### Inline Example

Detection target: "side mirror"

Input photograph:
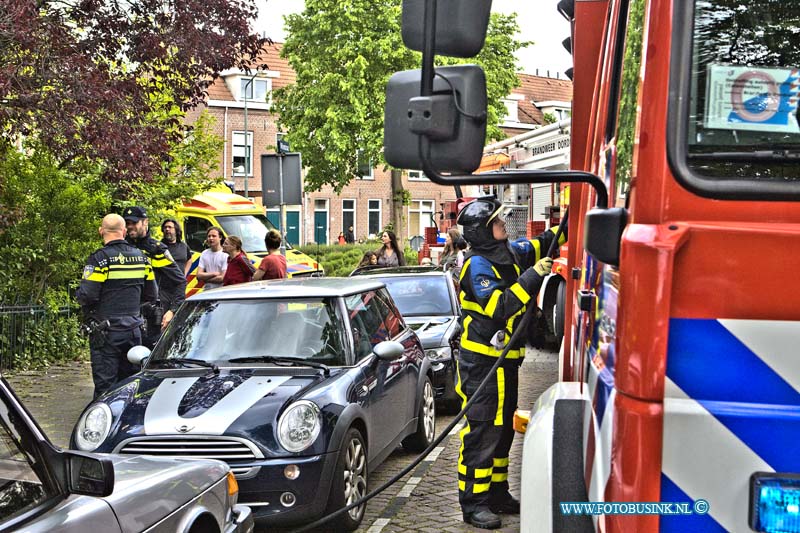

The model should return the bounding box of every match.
[584,207,628,267]
[127,345,151,366]
[373,341,405,361]
[401,0,492,58]
[385,65,487,173]
[66,451,115,497]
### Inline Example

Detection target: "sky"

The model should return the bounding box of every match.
[255,0,573,77]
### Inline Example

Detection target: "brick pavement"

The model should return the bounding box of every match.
[3,347,558,533]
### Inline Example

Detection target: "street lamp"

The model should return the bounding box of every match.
[242,74,257,199]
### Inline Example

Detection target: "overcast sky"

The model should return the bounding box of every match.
[255,0,573,77]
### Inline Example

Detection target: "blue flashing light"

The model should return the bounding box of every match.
[752,474,800,533]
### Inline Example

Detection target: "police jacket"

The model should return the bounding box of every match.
[76,239,158,325]
[128,234,186,313]
[459,227,566,360]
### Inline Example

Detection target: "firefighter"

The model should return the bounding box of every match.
[76,214,158,399]
[455,196,566,529]
[123,206,186,348]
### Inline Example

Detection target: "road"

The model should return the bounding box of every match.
[5,346,558,532]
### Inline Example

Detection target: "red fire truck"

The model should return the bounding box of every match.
[384,0,800,531]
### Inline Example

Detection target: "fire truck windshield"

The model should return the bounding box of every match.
[684,0,800,182]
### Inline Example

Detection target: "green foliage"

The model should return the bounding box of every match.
[394,189,412,206]
[543,112,558,125]
[297,243,418,277]
[1,313,88,371]
[275,1,527,192]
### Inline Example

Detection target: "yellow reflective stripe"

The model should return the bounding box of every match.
[494,367,505,425]
[484,290,502,317]
[150,257,173,268]
[491,266,500,278]
[86,272,106,282]
[492,473,509,482]
[109,264,146,269]
[473,482,491,494]
[555,226,567,245]
[459,258,472,282]
[145,264,154,281]
[458,480,466,491]
[460,335,521,359]
[494,457,509,467]
[107,270,147,280]
[532,238,542,259]
[509,282,530,305]
[460,293,486,315]
[474,466,492,478]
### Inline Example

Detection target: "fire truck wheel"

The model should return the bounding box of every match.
[553,279,566,339]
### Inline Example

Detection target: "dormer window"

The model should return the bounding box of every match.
[502,98,519,122]
[240,77,271,102]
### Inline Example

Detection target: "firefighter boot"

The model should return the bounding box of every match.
[489,495,520,514]
[463,507,502,529]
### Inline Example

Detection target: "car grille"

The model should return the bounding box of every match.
[114,436,263,478]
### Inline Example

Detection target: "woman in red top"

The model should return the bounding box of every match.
[222,235,255,286]
[253,229,288,280]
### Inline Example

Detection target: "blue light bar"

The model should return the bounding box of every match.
[751,473,800,533]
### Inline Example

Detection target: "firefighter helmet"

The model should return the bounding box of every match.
[457,196,504,245]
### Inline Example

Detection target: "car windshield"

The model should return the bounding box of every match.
[150,298,347,366]
[216,214,286,254]
[380,276,454,316]
[687,0,800,181]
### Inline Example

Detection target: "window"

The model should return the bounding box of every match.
[345,291,390,361]
[503,99,519,122]
[373,289,405,338]
[408,199,435,237]
[668,0,800,199]
[357,149,373,179]
[184,217,213,252]
[342,199,355,234]
[407,170,428,181]
[367,200,381,238]
[232,131,253,176]
[240,77,271,103]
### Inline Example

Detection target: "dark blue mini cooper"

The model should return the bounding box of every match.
[71,278,435,531]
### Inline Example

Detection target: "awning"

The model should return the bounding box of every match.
[475,153,511,174]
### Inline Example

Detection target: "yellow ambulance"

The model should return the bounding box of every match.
[175,190,322,296]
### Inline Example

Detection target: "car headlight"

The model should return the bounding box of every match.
[277,400,321,453]
[75,403,112,451]
[425,346,452,361]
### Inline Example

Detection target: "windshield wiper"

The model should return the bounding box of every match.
[228,355,330,376]
[151,358,220,374]
[689,149,800,162]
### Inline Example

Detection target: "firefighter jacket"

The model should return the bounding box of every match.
[76,239,158,323]
[128,234,186,313]
[458,228,565,360]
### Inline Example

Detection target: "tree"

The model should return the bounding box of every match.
[275,0,527,193]
[0,0,264,185]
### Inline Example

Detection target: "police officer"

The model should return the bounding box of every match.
[77,214,158,399]
[455,196,566,529]
[123,206,186,348]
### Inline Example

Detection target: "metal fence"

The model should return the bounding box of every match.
[0,304,76,365]
[504,205,530,241]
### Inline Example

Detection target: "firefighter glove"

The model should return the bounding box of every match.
[533,257,553,276]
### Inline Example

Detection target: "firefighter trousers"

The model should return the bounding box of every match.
[455,350,519,513]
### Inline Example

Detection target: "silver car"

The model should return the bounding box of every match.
[0,376,253,533]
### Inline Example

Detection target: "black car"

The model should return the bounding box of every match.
[71,278,435,531]
[352,266,462,412]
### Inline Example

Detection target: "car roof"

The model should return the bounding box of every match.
[350,265,446,277]
[190,277,386,300]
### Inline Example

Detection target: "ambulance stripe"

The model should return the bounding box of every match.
[717,319,800,394]
[667,318,800,406]
[663,378,771,532]
[659,474,726,532]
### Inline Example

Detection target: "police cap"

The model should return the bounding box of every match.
[122,206,148,222]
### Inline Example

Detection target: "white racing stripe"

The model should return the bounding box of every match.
[663,378,771,532]
[718,319,800,393]
[144,375,292,435]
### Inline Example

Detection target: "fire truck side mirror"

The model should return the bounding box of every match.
[401,0,491,58]
[384,65,487,173]
[584,207,627,267]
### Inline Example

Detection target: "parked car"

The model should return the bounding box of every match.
[351,266,462,412]
[71,278,434,531]
[0,375,252,533]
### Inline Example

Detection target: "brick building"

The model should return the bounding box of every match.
[188,42,572,246]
